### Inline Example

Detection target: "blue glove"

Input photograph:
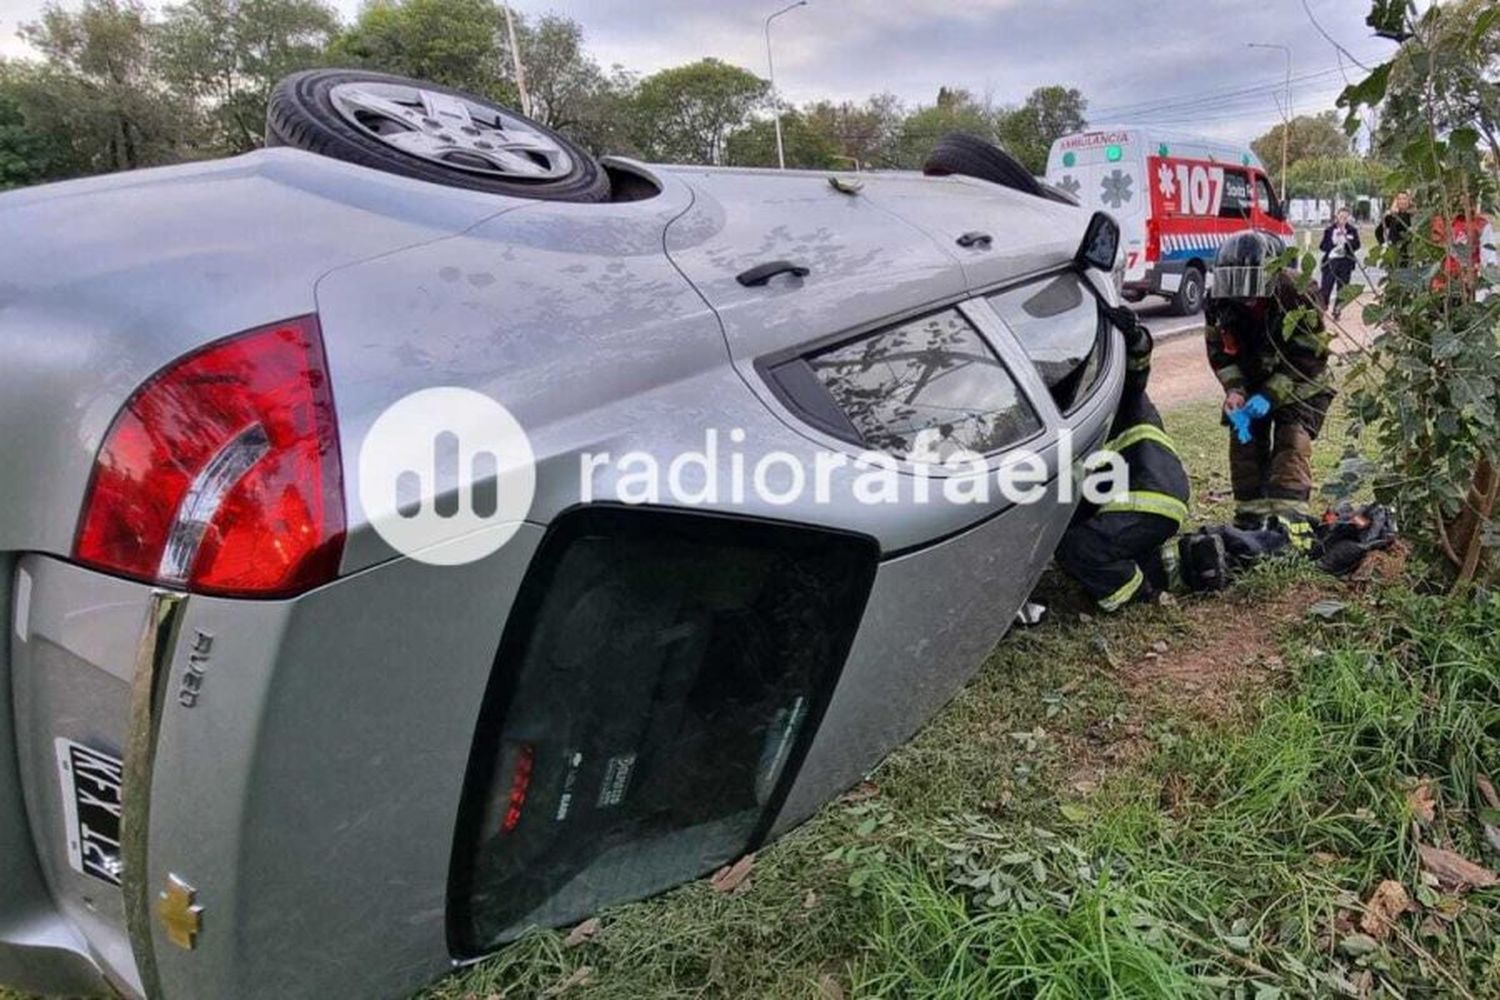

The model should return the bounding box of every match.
[1228,394,1272,444]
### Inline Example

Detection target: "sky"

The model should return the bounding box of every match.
[0,0,1397,144]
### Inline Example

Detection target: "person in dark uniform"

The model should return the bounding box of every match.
[1205,230,1334,534]
[1375,190,1413,269]
[1055,307,1191,612]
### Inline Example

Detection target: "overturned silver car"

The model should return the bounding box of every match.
[0,71,1123,998]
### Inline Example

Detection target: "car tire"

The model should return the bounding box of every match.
[1121,288,1146,303]
[923,133,1071,205]
[265,69,610,202]
[1172,266,1205,316]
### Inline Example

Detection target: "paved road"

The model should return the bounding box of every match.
[1129,297,1204,341]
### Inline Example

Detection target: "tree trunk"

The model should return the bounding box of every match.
[1449,458,1497,587]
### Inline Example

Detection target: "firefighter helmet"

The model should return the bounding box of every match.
[1213,229,1287,301]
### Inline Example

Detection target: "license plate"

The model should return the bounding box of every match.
[55,738,125,886]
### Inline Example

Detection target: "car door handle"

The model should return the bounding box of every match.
[736,260,811,287]
[956,231,993,248]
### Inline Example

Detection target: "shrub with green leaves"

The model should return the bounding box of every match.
[1334,0,1500,587]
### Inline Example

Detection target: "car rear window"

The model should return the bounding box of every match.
[797,308,1043,461]
[986,273,1107,414]
[448,507,876,953]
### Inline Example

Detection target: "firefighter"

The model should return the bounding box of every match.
[1055,305,1192,612]
[1205,230,1335,533]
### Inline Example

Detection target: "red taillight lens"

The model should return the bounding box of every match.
[500,744,534,834]
[74,315,344,598]
[1145,217,1161,262]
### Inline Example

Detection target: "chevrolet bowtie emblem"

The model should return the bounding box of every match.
[156,875,203,950]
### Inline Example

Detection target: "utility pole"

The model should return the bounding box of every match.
[1248,42,1293,202]
[764,1,808,170]
[503,4,531,118]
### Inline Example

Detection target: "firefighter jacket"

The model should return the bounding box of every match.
[1204,275,1333,422]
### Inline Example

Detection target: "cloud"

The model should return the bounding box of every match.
[509,0,1389,140]
[0,0,1392,144]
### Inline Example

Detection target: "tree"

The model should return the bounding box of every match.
[158,0,339,154]
[499,12,636,154]
[1250,111,1353,189]
[884,87,995,169]
[1283,155,1391,203]
[0,60,86,187]
[331,0,508,100]
[803,93,905,169]
[1333,0,1500,587]
[997,85,1087,174]
[723,109,840,169]
[18,0,193,173]
[627,58,767,165]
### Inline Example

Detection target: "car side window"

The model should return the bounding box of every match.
[1254,176,1274,214]
[1220,169,1252,219]
[986,272,1108,414]
[790,308,1042,460]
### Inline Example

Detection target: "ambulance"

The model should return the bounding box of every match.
[1045,126,1293,315]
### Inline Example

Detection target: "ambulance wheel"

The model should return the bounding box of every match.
[1121,289,1146,303]
[1172,266,1205,316]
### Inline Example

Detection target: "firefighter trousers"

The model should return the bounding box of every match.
[1230,410,1315,522]
[1056,511,1180,612]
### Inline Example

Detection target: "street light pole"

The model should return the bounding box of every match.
[503,4,531,118]
[765,1,808,170]
[1247,42,1293,202]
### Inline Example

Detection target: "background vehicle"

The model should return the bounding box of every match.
[1,73,1123,999]
[1045,126,1293,315]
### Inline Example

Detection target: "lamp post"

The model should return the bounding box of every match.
[503,4,531,117]
[765,1,808,170]
[1247,42,1293,202]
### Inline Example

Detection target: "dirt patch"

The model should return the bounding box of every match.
[1060,583,1334,794]
[1119,586,1323,719]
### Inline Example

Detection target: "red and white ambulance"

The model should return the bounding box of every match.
[1045,126,1293,315]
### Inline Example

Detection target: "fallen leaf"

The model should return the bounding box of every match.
[816,973,845,999]
[540,966,592,997]
[711,854,755,894]
[1151,640,1169,654]
[1059,802,1088,823]
[1338,932,1380,957]
[802,889,819,910]
[1477,774,1500,809]
[1358,880,1412,940]
[1406,781,1437,825]
[841,781,880,804]
[563,917,600,948]
[1418,844,1498,891]
[1307,598,1347,620]
[1417,915,1447,938]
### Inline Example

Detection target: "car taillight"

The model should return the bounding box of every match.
[74,315,344,598]
[500,744,535,834]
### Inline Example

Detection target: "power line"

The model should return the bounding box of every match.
[1089,64,1346,118]
[1300,0,1374,71]
[1087,46,1388,122]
